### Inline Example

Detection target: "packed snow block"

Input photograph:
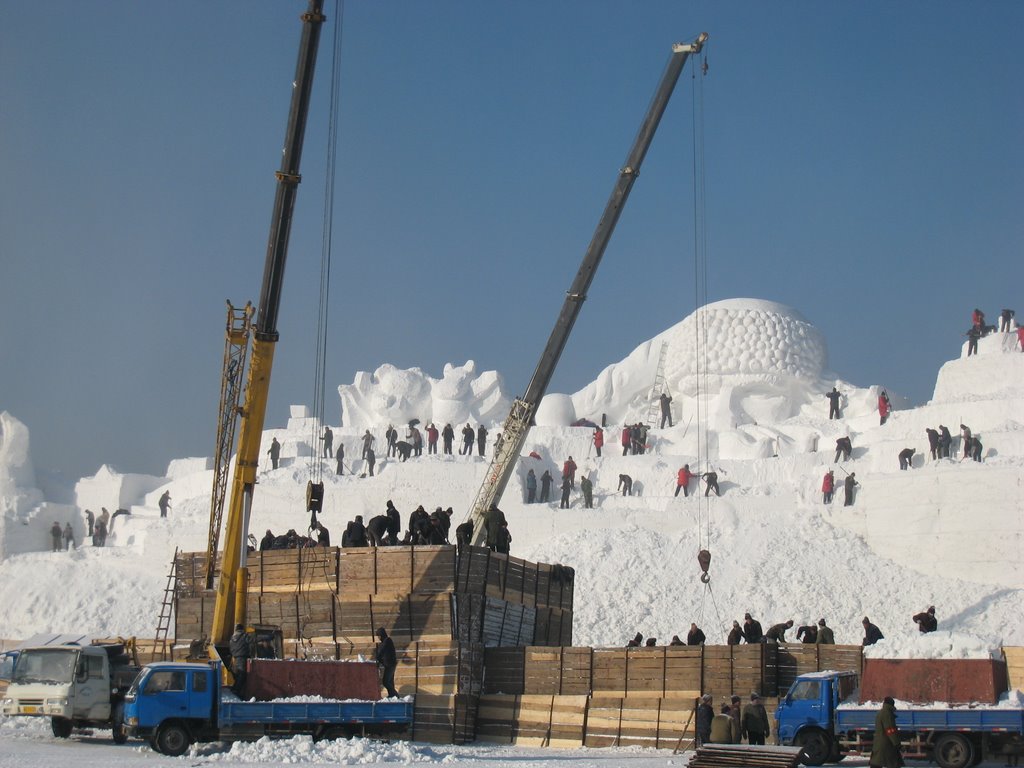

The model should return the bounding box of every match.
[339,545,457,597]
[476,694,588,747]
[412,693,478,744]
[242,658,380,702]
[74,464,165,514]
[584,695,699,748]
[859,658,1008,705]
[165,456,212,478]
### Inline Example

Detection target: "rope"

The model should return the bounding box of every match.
[308,0,345,484]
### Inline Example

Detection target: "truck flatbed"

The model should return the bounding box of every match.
[219,699,412,727]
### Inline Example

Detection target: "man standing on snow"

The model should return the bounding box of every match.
[660,391,673,428]
[426,423,439,455]
[938,425,952,458]
[540,470,553,503]
[960,424,973,459]
[321,426,333,458]
[580,474,594,508]
[675,464,693,497]
[477,424,488,456]
[925,428,940,460]
[159,490,171,518]
[593,427,604,457]
[563,456,577,488]
[385,425,397,457]
[441,423,454,455]
[336,443,345,475]
[50,521,63,552]
[878,390,892,425]
[621,425,631,455]
[617,473,633,496]
[822,470,835,503]
[267,437,281,469]
[825,387,843,419]
[559,474,572,509]
[460,423,474,455]
[843,472,858,506]
[361,429,375,460]
[834,436,853,462]
[525,469,537,503]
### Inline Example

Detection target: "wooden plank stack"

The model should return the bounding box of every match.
[688,744,803,768]
[173,543,574,744]
[476,694,589,747]
[1005,646,1024,692]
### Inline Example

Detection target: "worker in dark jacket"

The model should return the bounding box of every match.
[710,703,740,744]
[815,618,836,644]
[375,627,398,698]
[743,613,764,643]
[687,623,706,646]
[540,470,554,503]
[826,387,843,419]
[229,623,253,696]
[796,623,818,643]
[367,515,390,546]
[726,621,743,646]
[835,436,853,462]
[925,428,940,460]
[477,424,488,456]
[869,697,902,768]
[843,473,858,506]
[484,504,507,552]
[913,606,937,633]
[765,619,794,643]
[898,448,915,470]
[460,423,474,455]
[455,520,474,548]
[696,694,714,746]
[259,529,276,551]
[938,425,952,458]
[702,470,720,497]
[742,693,770,745]
[862,617,884,646]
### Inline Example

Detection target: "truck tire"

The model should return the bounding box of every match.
[51,717,73,739]
[795,728,833,766]
[155,723,191,757]
[935,733,974,768]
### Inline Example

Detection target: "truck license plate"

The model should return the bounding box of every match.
[22,706,38,713]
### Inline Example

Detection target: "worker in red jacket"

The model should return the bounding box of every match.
[821,470,834,504]
[675,464,693,497]
[878,390,891,425]
[593,428,604,457]
[621,426,631,456]
[562,457,577,488]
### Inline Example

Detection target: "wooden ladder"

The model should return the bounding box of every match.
[154,547,179,661]
[646,341,670,426]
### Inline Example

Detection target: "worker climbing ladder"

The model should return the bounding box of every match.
[646,341,670,426]
[154,547,179,661]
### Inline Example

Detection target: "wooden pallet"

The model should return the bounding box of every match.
[688,744,803,768]
[476,694,588,747]
[584,695,699,748]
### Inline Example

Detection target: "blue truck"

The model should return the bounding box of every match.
[775,671,1024,768]
[122,662,413,756]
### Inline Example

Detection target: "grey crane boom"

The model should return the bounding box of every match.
[468,34,708,545]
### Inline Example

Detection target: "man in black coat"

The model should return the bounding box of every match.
[925,428,940,460]
[825,387,842,419]
[375,627,398,698]
[687,623,706,646]
[913,606,937,633]
[766,619,794,643]
[743,613,764,643]
[441,423,455,455]
[229,623,253,696]
[385,501,401,544]
[862,617,884,646]
[696,694,714,746]
[540,470,554,503]
[726,621,743,646]
[345,516,367,547]
[834,436,853,462]
[367,515,390,546]
[843,473,858,506]
[898,448,915,470]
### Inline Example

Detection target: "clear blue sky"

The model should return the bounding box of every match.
[2,1,1021,484]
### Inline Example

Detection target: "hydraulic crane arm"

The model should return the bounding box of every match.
[468,34,708,544]
[209,0,326,651]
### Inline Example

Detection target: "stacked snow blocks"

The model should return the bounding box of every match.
[173,544,574,744]
[476,644,861,748]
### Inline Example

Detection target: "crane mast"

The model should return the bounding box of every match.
[468,34,708,544]
[209,0,326,651]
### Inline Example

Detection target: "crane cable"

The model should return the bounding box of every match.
[689,43,724,634]
[308,0,345,497]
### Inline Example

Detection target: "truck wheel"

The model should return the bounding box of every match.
[155,723,191,757]
[51,717,73,739]
[795,729,832,766]
[935,733,974,768]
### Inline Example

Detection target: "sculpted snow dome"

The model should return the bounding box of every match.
[668,298,827,379]
[569,298,830,426]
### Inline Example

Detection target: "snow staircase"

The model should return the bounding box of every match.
[153,547,178,661]
[646,341,669,426]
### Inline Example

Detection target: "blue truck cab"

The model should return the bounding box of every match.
[123,661,413,756]
[776,670,1024,768]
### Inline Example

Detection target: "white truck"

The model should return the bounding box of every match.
[1,641,140,742]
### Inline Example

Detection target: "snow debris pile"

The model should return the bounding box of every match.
[196,734,450,764]
[0,298,1022,659]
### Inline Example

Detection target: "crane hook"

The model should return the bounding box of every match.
[697,549,711,583]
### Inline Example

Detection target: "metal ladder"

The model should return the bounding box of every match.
[154,547,179,661]
[646,341,670,426]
